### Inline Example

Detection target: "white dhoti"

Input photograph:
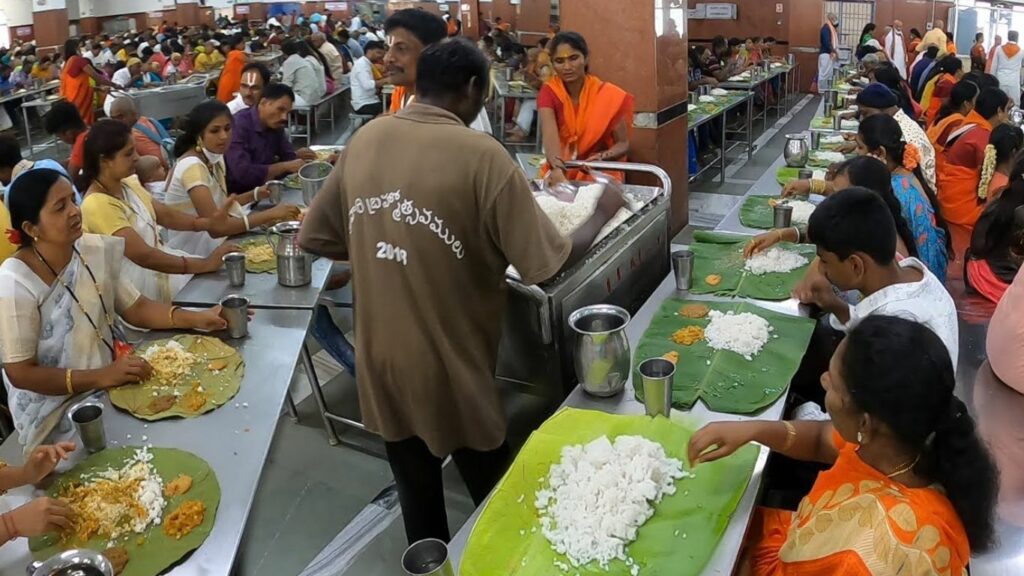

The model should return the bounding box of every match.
[886,30,908,78]
[817,53,834,88]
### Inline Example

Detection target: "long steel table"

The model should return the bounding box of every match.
[0,308,314,576]
[491,76,540,148]
[449,254,808,575]
[688,92,754,183]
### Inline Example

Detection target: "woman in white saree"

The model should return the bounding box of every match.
[0,169,228,449]
[163,100,300,258]
[79,119,239,303]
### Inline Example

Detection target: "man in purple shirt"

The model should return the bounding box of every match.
[226,82,316,194]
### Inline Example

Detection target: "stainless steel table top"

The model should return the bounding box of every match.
[688,92,752,131]
[0,308,313,576]
[493,76,538,100]
[718,65,792,90]
[172,189,331,310]
[449,248,808,575]
[0,81,60,104]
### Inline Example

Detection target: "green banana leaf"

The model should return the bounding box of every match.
[30,447,220,576]
[633,298,814,413]
[282,173,301,189]
[775,168,801,188]
[689,230,817,300]
[460,408,758,576]
[238,237,276,273]
[740,194,779,229]
[110,335,244,421]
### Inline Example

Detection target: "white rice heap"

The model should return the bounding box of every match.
[744,246,809,275]
[786,199,817,225]
[535,184,632,241]
[704,310,773,360]
[812,151,846,164]
[535,435,689,574]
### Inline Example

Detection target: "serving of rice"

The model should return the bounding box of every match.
[744,247,808,275]
[786,199,817,225]
[704,310,773,360]
[535,435,690,573]
[535,184,632,241]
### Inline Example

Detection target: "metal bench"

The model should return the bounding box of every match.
[288,86,351,145]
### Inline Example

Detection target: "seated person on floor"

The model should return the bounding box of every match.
[793,187,958,368]
[687,315,998,576]
[967,146,1024,303]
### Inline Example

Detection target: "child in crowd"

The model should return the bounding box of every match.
[135,155,167,201]
[796,187,959,369]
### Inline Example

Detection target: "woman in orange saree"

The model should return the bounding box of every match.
[58,39,115,126]
[688,316,998,576]
[921,56,963,127]
[926,80,978,149]
[216,35,248,103]
[538,32,634,184]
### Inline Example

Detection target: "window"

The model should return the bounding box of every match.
[825,0,876,47]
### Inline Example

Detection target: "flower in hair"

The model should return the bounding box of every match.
[5,229,22,246]
[903,144,921,171]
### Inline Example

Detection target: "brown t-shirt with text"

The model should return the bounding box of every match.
[299,103,570,456]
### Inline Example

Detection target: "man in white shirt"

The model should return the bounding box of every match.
[351,41,389,116]
[279,39,320,106]
[112,58,144,89]
[385,9,492,135]
[310,32,347,86]
[228,62,271,115]
[86,42,113,68]
[884,20,907,78]
[796,188,958,368]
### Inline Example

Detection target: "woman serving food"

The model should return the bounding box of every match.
[539,32,634,184]
[0,170,228,449]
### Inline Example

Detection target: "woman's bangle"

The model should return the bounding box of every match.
[242,213,251,232]
[781,421,797,452]
[65,369,74,395]
[169,305,180,328]
[252,186,262,201]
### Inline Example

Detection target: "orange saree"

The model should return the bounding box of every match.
[748,431,970,576]
[540,75,634,182]
[927,112,966,150]
[936,110,989,258]
[59,55,95,125]
[216,50,247,103]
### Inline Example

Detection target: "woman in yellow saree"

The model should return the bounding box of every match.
[538,32,634,184]
[688,315,998,575]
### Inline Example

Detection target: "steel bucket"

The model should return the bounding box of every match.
[783,134,809,167]
[569,305,631,397]
[298,161,332,206]
[266,221,312,287]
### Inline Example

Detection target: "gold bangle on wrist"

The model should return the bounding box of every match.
[169,305,180,328]
[66,369,74,395]
[781,421,797,452]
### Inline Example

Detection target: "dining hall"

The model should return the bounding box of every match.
[0,0,1021,574]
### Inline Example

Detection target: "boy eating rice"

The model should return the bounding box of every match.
[794,187,959,368]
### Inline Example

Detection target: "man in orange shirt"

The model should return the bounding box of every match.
[108,96,171,171]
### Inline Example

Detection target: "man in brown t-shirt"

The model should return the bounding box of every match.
[299,38,624,544]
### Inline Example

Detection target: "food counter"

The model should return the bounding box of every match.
[0,309,314,576]
[496,162,672,404]
[118,83,209,122]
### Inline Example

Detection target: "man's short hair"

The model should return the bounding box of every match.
[384,9,447,46]
[43,101,85,135]
[1009,30,1020,43]
[0,135,22,170]
[976,87,1010,119]
[416,38,490,100]
[260,82,295,103]
[364,40,386,52]
[241,61,271,85]
[808,187,897,264]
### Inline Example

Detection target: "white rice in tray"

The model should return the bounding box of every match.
[535,184,633,242]
[744,246,808,275]
[704,310,773,360]
[786,199,817,225]
[535,435,690,573]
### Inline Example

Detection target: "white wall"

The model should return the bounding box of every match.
[87,0,175,17]
[2,0,35,27]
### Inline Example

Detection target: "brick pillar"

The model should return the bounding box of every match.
[561,0,689,233]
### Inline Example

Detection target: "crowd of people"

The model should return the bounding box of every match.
[0,8,1017,576]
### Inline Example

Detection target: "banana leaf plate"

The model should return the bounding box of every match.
[633,297,814,413]
[460,408,758,576]
[689,230,817,300]
[110,335,244,421]
[238,237,276,273]
[30,447,220,576]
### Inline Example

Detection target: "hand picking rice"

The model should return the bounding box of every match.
[704,310,773,360]
[535,435,689,573]
[786,200,817,225]
[744,247,808,275]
